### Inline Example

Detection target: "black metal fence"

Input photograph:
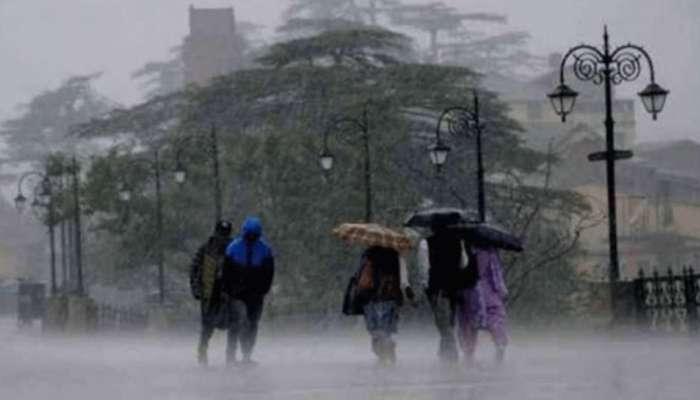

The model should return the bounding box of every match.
[96,304,148,331]
[634,267,700,334]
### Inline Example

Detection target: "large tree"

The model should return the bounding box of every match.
[131,46,185,100]
[439,31,545,78]
[0,74,115,166]
[75,27,590,319]
[387,2,506,62]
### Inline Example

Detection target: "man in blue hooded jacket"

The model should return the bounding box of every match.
[223,217,275,365]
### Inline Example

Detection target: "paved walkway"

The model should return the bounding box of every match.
[1,318,698,400]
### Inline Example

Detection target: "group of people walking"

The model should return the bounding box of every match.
[189,216,509,367]
[350,221,509,366]
[189,217,274,366]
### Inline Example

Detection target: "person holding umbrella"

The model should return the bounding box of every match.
[446,222,520,364]
[334,223,415,365]
[417,224,479,363]
[407,208,480,363]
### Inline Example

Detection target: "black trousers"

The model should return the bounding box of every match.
[198,297,264,363]
[428,291,458,362]
[227,297,264,361]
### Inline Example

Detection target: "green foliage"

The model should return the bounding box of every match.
[440,31,546,78]
[257,28,412,68]
[278,17,368,37]
[131,46,185,99]
[387,2,506,61]
[0,74,115,164]
[71,26,587,321]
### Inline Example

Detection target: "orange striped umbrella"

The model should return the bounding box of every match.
[332,223,413,254]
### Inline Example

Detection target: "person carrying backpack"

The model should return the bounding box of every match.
[355,246,414,365]
[189,220,233,366]
[417,223,479,363]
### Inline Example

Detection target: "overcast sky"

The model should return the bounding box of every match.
[1,0,698,143]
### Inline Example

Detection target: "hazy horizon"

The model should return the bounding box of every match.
[0,0,698,143]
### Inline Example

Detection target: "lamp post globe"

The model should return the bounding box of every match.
[118,188,131,202]
[14,193,27,214]
[319,152,335,171]
[429,142,451,170]
[547,84,579,122]
[174,162,187,184]
[638,82,670,120]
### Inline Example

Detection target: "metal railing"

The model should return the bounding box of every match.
[96,304,148,331]
[634,267,700,334]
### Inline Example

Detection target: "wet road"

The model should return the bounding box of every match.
[1,318,698,400]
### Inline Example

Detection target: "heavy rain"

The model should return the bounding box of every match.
[1,1,699,399]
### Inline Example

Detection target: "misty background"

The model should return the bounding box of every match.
[0,0,698,143]
[0,3,699,399]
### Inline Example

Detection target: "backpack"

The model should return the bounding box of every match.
[201,253,221,304]
[342,259,373,316]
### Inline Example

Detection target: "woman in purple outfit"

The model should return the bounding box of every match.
[457,245,509,364]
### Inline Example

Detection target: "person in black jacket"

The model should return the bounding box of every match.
[189,220,233,366]
[223,217,275,365]
[417,223,479,363]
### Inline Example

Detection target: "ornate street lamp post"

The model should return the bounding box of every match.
[174,123,223,222]
[318,102,373,223]
[14,172,58,295]
[69,156,86,296]
[117,149,169,304]
[429,90,487,223]
[548,27,669,318]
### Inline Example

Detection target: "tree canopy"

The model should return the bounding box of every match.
[0,74,115,165]
[70,27,589,319]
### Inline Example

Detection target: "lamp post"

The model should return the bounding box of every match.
[318,102,372,223]
[14,172,58,295]
[117,149,167,304]
[547,26,669,318]
[69,156,86,296]
[174,123,223,222]
[430,90,487,223]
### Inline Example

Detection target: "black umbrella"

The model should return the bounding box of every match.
[404,207,478,228]
[451,223,524,252]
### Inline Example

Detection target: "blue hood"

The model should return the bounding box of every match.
[226,217,273,268]
[241,217,262,238]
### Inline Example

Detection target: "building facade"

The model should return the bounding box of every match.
[182,6,245,86]
[486,54,637,151]
[485,56,700,281]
